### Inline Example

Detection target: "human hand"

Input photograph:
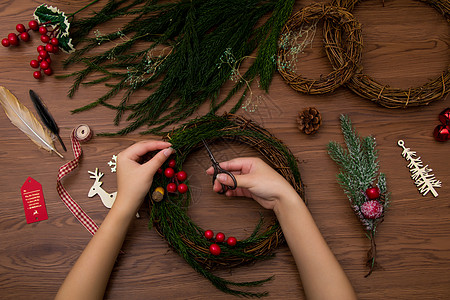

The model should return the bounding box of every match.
[115,140,173,215]
[206,157,299,210]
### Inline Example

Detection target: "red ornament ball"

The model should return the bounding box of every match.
[360,200,383,219]
[176,170,187,181]
[204,230,214,239]
[166,182,177,193]
[215,232,225,243]
[164,167,175,178]
[209,243,221,256]
[28,20,39,31]
[226,236,237,247]
[365,187,380,200]
[16,24,26,33]
[168,159,176,168]
[438,108,450,125]
[177,183,188,194]
[2,38,10,47]
[433,124,450,142]
[33,71,42,79]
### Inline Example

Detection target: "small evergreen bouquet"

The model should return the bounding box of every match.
[327,115,389,277]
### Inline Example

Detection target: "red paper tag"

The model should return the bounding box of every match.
[21,177,48,224]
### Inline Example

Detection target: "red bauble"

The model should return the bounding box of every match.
[360,200,383,219]
[204,230,214,239]
[177,183,188,194]
[365,187,380,200]
[43,68,53,76]
[168,159,176,168]
[164,167,175,178]
[176,171,187,181]
[215,232,225,243]
[438,108,450,125]
[226,237,237,246]
[28,20,39,31]
[209,243,221,256]
[33,71,42,79]
[2,38,10,47]
[166,183,177,193]
[16,24,26,33]
[433,124,450,142]
[30,60,39,68]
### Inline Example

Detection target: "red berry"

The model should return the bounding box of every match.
[177,183,188,194]
[16,24,26,33]
[37,55,44,62]
[33,71,42,79]
[50,38,59,46]
[360,200,383,219]
[39,50,48,58]
[204,230,214,240]
[226,236,237,246]
[30,60,39,68]
[209,243,221,256]
[164,167,175,178]
[45,43,54,53]
[51,46,59,54]
[46,57,52,64]
[168,159,176,168]
[37,45,45,52]
[43,67,53,76]
[1,38,10,47]
[28,20,39,31]
[215,232,225,243]
[157,167,163,174]
[40,34,50,43]
[365,187,380,200]
[40,60,50,70]
[8,33,19,46]
[176,171,187,182]
[166,182,177,193]
[39,27,47,35]
[20,32,30,42]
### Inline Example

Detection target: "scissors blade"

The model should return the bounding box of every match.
[202,139,216,163]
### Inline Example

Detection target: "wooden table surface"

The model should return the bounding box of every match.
[0,0,449,299]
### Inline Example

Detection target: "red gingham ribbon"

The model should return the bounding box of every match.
[56,129,99,235]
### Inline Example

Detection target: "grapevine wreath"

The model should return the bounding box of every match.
[147,113,304,297]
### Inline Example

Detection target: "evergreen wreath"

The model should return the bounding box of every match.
[148,113,304,297]
[58,0,296,135]
[327,115,390,277]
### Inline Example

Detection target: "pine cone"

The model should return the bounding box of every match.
[297,107,322,134]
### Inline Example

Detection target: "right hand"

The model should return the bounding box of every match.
[206,157,300,210]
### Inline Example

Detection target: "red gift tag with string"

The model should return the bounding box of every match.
[21,177,48,223]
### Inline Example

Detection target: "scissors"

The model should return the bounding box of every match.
[202,139,237,194]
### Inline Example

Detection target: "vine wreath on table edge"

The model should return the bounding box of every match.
[278,0,450,107]
[147,113,304,297]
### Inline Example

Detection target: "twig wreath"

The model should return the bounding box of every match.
[277,3,363,94]
[148,113,304,297]
[329,0,450,108]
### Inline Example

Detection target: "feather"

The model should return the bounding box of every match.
[29,89,67,151]
[0,86,63,158]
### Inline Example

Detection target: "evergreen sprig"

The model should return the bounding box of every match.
[60,0,295,135]
[327,115,389,277]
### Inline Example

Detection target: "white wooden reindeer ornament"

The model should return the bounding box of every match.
[88,168,139,217]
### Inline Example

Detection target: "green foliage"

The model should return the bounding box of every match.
[327,115,381,205]
[61,0,295,135]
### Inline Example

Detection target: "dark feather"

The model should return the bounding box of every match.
[29,90,67,151]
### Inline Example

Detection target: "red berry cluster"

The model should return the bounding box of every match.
[2,20,60,79]
[158,158,188,194]
[204,230,237,256]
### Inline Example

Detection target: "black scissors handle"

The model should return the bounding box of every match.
[202,140,238,194]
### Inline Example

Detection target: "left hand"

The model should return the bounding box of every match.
[115,140,173,215]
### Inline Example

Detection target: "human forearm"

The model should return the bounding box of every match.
[56,197,133,300]
[274,193,357,300]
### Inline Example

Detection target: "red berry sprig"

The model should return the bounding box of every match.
[203,230,237,256]
[2,20,60,79]
[158,157,189,195]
